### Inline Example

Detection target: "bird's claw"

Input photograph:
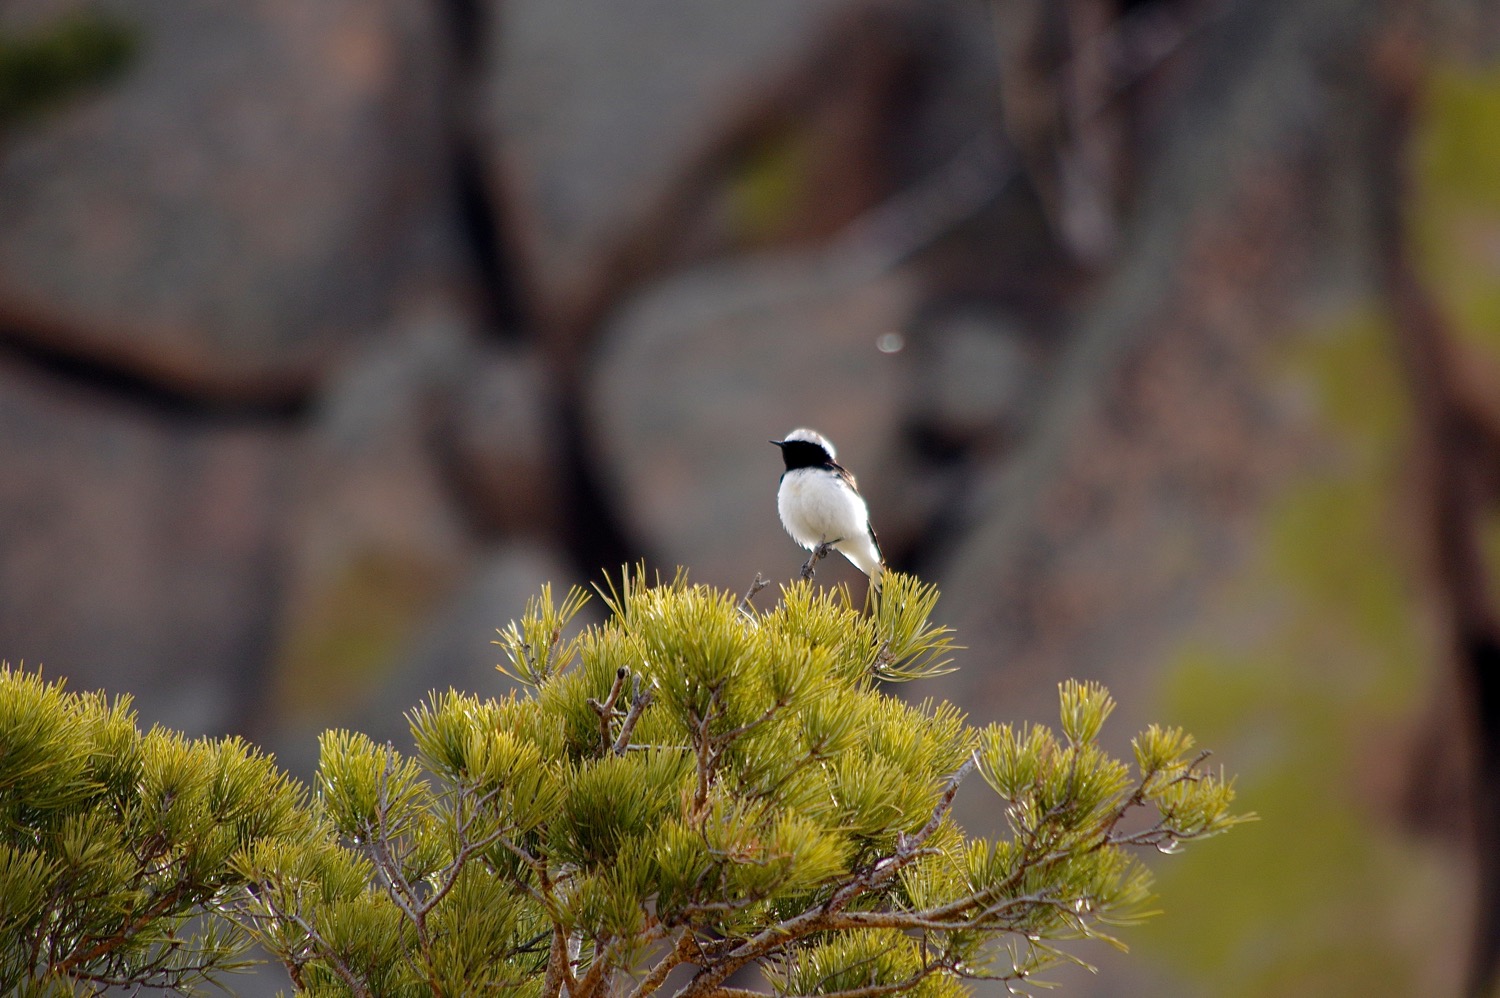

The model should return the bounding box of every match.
[800,542,834,582]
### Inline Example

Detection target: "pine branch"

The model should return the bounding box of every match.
[629,932,698,998]
[590,667,631,752]
[675,761,976,998]
[0,576,1242,995]
[543,924,577,998]
[737,574,770,616]
[612,674,654,756]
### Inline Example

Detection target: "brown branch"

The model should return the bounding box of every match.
[542,924,576,998]
[673,762,975,998]
[367,745,426,947]
[628,931,696,998]
[612,674,654,756]
[273,899,373,998]
[53,879,192,978]
[690,705,720,814]
[737,574,770,616]
[907,759,973,850]
[417,787,510,920]
[589,667,630,752]
[574,935,623,998]
[491,838,550,907]
[710,697,790,751]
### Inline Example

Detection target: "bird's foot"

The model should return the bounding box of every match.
[800,542,834,582]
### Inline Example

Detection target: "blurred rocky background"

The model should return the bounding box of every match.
[4,0,1500,994]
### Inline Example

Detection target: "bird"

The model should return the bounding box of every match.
[771,428,885,590]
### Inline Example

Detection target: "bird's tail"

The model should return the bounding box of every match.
[836,537,884,592]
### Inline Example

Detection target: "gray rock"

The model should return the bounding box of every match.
[268,540,583,777]
[268,306,480,735]
[477,0,901,335]
[588,251,918,593]
[436,346,564,538]
[365,542,588,745]
[0,0,455,398]
[910,307,1040,447]
[0,357,291,737]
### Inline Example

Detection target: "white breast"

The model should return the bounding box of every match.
[776,469,883,584]
[777,469,863,549]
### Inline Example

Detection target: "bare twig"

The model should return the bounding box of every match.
[279,903,372,998]
[368,746,422,930]
[710,696,790,750]
[691,708,717,813]
[417,786,509,919]
[589,667,630,752]
[737,574,770,616]
[612,674,655,756]
[904,759,974,852]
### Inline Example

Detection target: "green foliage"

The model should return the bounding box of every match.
[0,13,135,129]
[0,572,1244,996]
[0,665,309,994]
[234,571,1244,997]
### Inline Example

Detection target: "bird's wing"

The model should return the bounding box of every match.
[830,460,884,565]
[867,520,885,567]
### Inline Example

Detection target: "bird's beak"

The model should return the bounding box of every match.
[770,439,785,447]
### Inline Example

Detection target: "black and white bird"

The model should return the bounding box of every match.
[771,428,885,590]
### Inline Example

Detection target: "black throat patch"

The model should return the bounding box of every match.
[776,439,834,472]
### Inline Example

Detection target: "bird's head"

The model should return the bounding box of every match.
[771,428,836,470]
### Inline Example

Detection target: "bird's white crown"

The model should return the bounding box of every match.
[782,427,836,460]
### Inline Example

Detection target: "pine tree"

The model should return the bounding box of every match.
[232,570,1245,997]
[0,668,308,994]
[0,571,1245,996]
